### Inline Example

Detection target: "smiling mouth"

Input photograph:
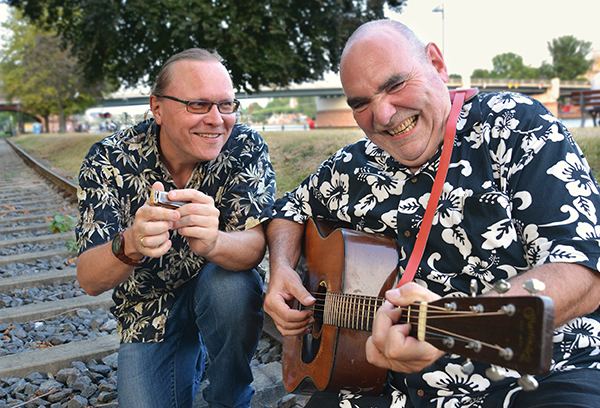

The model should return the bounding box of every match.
[387,115,418,136]
[197,133,219,139]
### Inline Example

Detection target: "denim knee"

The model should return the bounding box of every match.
[193,264,264,325]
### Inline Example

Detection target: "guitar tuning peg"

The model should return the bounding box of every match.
[517,374,539,391]
[493,279,511,296]
[461,359,475,375]
[470,279,478,297]
[485,365,506,382]
[522,279,546,295]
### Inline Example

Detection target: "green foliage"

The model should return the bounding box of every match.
[50,214,77,233]
[50,214,78,252]
[489,52,540,79]
[547,35,593,80]
[470,35,593,80]
[471,69,491,79]
[0,10,111,132]
[6,0,407,92]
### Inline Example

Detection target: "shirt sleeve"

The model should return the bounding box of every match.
[75,141,124,255]
[272,144,362,224]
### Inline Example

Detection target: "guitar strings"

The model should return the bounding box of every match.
[303,292,511,351]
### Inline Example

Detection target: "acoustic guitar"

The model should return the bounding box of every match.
[282,219,555,395]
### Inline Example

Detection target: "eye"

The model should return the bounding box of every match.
[189,101,212,111]
[353,102,369,113]
[387,81,406,93]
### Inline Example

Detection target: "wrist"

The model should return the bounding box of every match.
[122,228,145,260]
[112,229,146,266]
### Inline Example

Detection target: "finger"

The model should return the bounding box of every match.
[290,283,316,307]
[138,230,171,249]
[370,303,404,350]
[386,283,440,306]
[366,336,393,370]
[151,181,165,191]
[168,189,214,205]
[140,239,172,259]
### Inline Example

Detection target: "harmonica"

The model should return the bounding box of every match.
[149,189,189,209]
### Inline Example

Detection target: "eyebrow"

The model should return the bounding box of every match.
[379,74,406,93]
[346,73,408,109]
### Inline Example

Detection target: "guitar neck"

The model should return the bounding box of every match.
[316,291,554,375]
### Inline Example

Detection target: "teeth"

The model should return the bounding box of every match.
[198,133,219,138]
[389,116,417,136]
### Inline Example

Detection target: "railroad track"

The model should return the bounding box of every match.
[0,137,293,408]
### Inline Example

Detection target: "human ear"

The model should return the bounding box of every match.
[426,42,449,83]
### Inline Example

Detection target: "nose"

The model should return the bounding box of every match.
[203,104,224,126]
[371,96,396,127]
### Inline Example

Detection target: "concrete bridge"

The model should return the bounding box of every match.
[0,77,591,130]
[90,77,589,128]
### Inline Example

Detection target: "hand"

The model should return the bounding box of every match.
[129,182,180,259]
[167,187,221,258]
[264,264,316,336]
[366,283,445,373]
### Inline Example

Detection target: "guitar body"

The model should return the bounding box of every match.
[282,219,399,395]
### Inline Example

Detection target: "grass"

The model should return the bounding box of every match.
[10,128,365,197]
[10,125,600,197]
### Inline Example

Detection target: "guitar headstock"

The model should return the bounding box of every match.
[409,290,554,376]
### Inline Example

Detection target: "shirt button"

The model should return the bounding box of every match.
[411,177,418,183]
[417,389,425,397]
[404,230,411,238]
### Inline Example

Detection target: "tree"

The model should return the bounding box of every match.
[6,0,407,92]
[490,52,539,80]
[471,68,491,79]
[546,35,593,80]
[0,10,108,132]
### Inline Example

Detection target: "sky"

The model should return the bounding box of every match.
[388,0,600,77]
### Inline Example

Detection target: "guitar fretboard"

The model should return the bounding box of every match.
[322,292,385,331]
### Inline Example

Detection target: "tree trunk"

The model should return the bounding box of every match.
[58,102,66,133]
[44,115,50,133]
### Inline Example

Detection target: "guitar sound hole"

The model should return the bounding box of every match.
[301,282,327,364]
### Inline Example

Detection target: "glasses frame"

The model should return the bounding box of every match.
[154,94,240,114]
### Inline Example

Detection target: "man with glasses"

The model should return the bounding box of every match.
[75,48,276,408]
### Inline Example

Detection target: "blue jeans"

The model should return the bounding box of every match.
[117,264,264,408]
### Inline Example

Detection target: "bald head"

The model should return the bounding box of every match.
[341,20,428,75]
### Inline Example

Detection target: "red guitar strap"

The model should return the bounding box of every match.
[396,88,477,288]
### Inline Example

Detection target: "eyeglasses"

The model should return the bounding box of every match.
[154,94,240,114]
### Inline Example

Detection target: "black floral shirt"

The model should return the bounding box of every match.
[273,92,600,407]
[76,119,276,343]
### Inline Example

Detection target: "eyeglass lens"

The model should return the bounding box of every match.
[187,101,238,114]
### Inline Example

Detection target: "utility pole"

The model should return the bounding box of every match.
[432,4,445,56]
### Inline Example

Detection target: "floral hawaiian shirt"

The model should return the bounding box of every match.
[76,119,276,343]
[273,92,600,407]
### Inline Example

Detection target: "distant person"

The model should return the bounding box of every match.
[76,48,276,408]
[589,72,600,125]
[264,19,600,407]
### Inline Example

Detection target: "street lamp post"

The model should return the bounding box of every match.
[432,4,445,55]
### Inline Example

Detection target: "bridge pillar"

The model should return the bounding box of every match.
[529,78,560,117]
[315,96,357,128]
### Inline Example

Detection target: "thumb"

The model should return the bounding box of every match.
[289,279,316,307]
[152,181,165,191]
